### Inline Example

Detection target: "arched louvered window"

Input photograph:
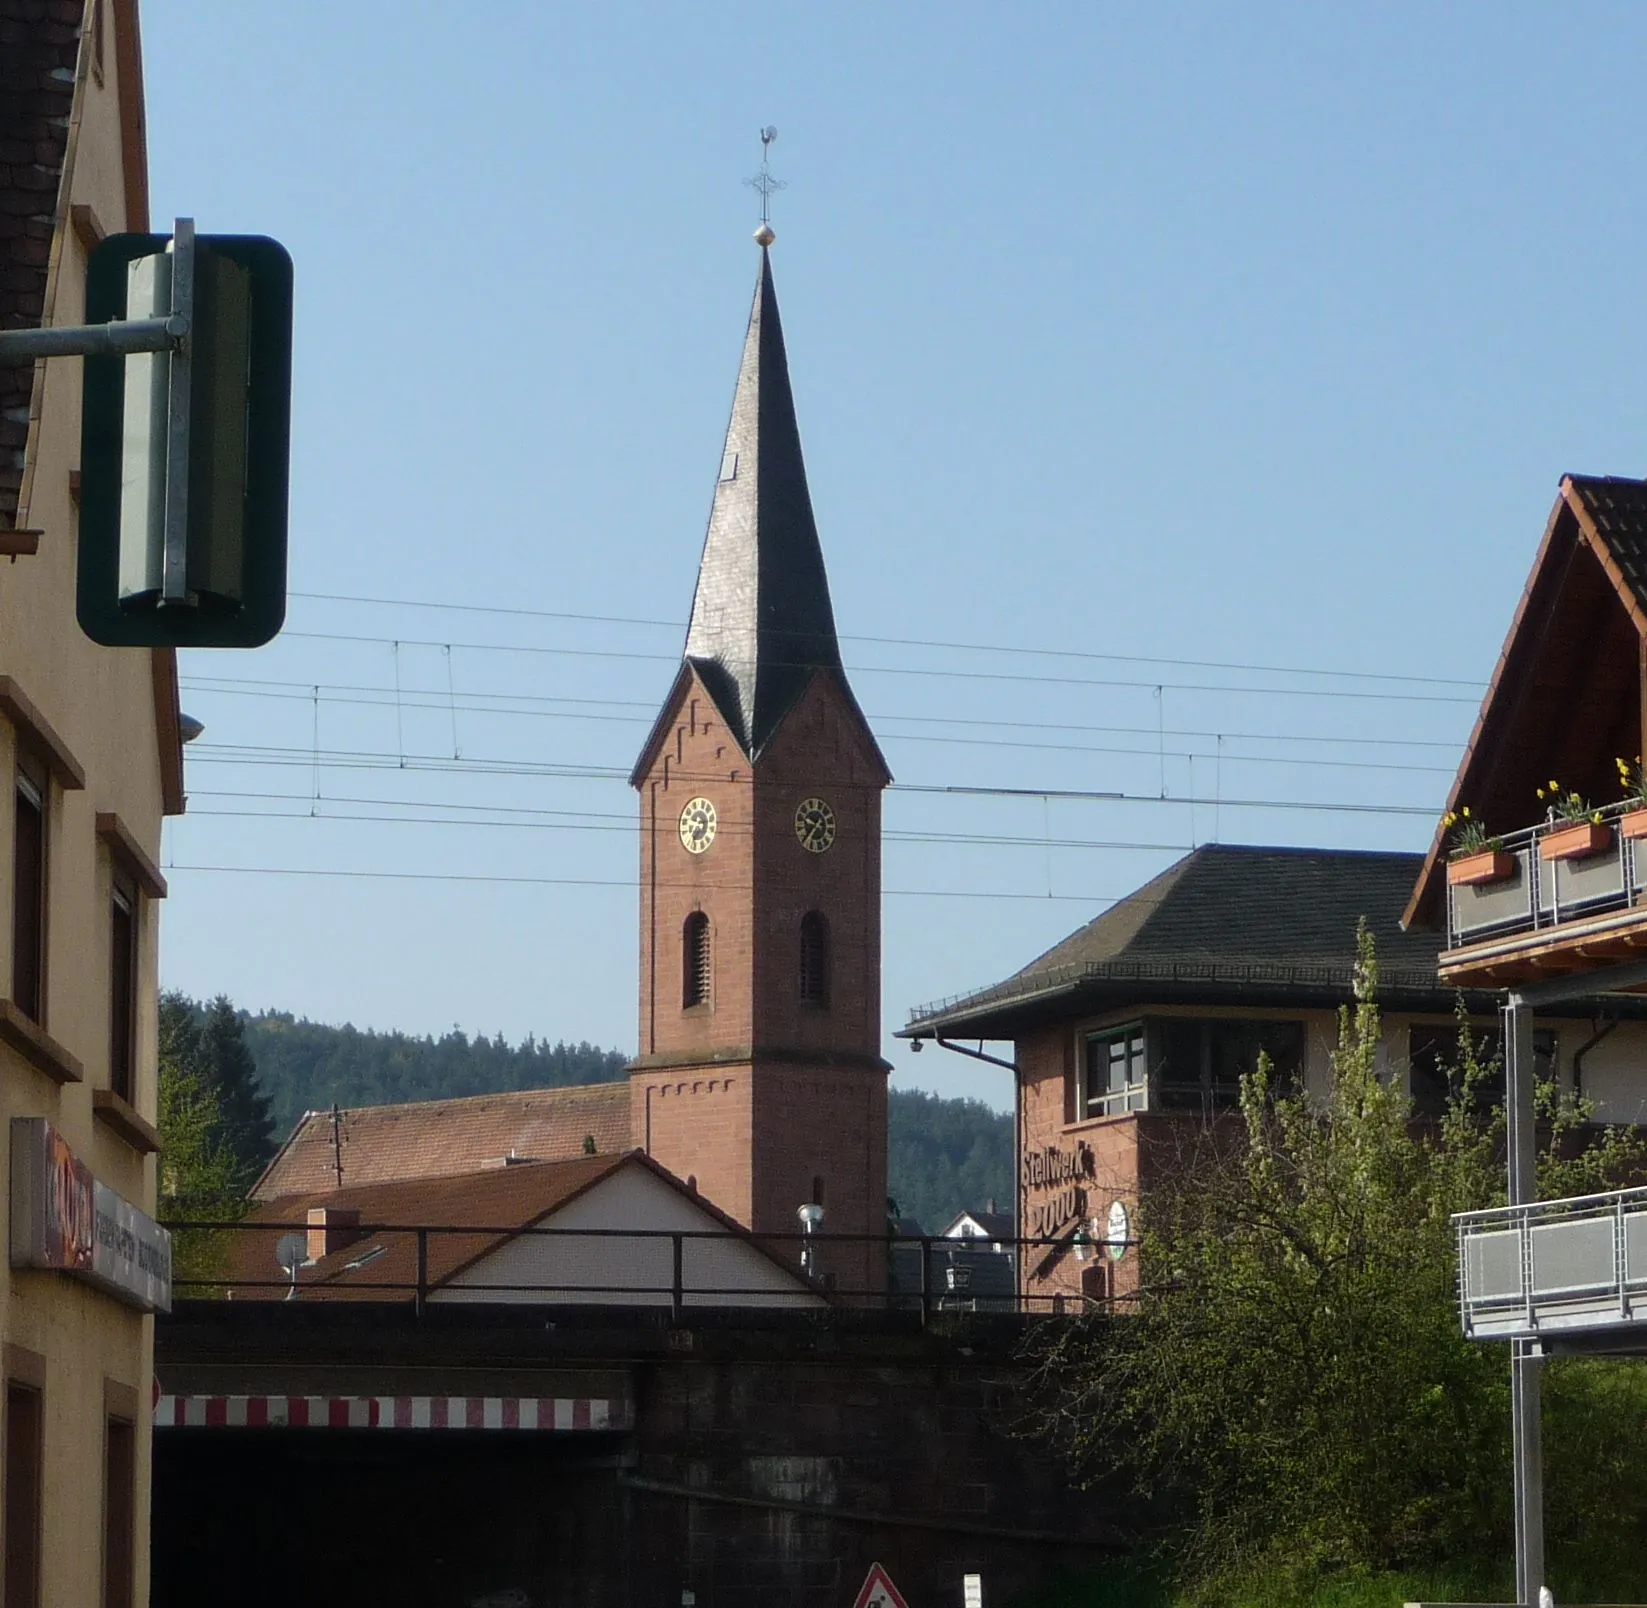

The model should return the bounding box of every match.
[799,911,830,1007]
[683,912,711,1009]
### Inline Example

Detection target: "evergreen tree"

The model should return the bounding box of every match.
[164,992,1011,1227]
[196,995,276,1188]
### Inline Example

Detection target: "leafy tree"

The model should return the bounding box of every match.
[1026,925,1647,1599]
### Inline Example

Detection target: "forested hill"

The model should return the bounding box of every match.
[236,1008,1011,1231]
[242,1011,629,1136]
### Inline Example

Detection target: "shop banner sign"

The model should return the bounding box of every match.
[9,1119,171,1313]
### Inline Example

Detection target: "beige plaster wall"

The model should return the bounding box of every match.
[0,7,170,1604]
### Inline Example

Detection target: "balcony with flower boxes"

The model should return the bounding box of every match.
[1404,474,1647,988]
[1439,797,1647,987]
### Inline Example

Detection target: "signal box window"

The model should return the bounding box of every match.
[1409,1023,1556,1118]
[1083,1026,1147,1117]
[1155,1019,1305,1113]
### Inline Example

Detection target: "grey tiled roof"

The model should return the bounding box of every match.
[904,845,1462,1037]
[1564,474,1647,617]
[682,248,843,757]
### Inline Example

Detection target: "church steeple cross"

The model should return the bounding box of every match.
[745,125,785,242]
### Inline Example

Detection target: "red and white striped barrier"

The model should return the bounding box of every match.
[154,1395,630,1431]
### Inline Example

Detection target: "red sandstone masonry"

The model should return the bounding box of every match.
[632,668,890,1292]
[1018,1025,1145,1307]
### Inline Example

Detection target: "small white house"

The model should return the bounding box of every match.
[242,1151,826,1310]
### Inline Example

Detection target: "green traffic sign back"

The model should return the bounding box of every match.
[78,231,292,649]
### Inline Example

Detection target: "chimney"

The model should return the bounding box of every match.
[306,1206,362,1261]
[987,1197,997,1216]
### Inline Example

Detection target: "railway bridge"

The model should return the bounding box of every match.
[154,1297,1124,1608]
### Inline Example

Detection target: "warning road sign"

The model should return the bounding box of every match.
[852,1562,909,1608]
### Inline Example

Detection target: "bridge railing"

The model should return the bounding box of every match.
[160,1220,1136,1324]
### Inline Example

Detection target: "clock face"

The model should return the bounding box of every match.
[678,797,718,855]
[794,796,837,854]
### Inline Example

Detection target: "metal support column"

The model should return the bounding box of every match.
[1505,992,1544,1605]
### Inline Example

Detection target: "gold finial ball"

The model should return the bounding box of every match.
[754,223,776,247]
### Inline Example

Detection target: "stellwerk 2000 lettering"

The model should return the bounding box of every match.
[1021,1142,1095,1239]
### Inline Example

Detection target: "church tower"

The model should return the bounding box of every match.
[630,239,891,1291]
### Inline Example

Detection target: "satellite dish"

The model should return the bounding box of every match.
[275,1233,306,1273]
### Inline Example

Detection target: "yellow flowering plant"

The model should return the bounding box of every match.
[1536,780,1602,827]
[1617,756,1647,806]
[1442,807,1501,857]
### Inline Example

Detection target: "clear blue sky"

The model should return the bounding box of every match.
[144,2,1647,1110]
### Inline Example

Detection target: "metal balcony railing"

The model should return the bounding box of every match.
[162,1222,1132,1324]
[1455,1184,1647,1340]
[1445,798,1647,954]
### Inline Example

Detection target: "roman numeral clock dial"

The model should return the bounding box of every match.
[678,797,718,855]
[794,796,836,854]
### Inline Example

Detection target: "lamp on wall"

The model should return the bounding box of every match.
[797,1202,825,1278]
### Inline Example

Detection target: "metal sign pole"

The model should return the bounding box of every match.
[0,317,184,362]
[1504,992,1544,1605]
[160,217,195,607]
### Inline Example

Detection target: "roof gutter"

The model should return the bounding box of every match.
[921,1038,1020,1283]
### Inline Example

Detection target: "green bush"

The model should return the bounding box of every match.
[1021,926,1647,1602]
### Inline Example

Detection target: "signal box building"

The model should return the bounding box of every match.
[0,4,183,1604]
[902,844,1647,1311]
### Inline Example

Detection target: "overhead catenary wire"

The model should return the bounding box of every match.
[182,670,1469,747]
[176,676,1460,775]
[164,862,1131,903]
[180,678,1462,777]
[166,590,1466,913]
[274,627,1483,706]
[179,739,1440,816]
[186,801,1199,855]
[286,588,1488,693]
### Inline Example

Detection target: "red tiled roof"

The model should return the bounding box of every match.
[252,1082,633,1201]
[224,1151,820,1306]
[0,0,81,527]
[233,1153,631,1300]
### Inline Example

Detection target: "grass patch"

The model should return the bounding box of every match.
[1007,1560,1517,1608]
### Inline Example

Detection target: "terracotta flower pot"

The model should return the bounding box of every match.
[1448,849,1516,888]
[1539,821,1614,862]
[1621,808,1647,841]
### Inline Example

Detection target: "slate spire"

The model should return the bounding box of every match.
[683,246,843,757]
